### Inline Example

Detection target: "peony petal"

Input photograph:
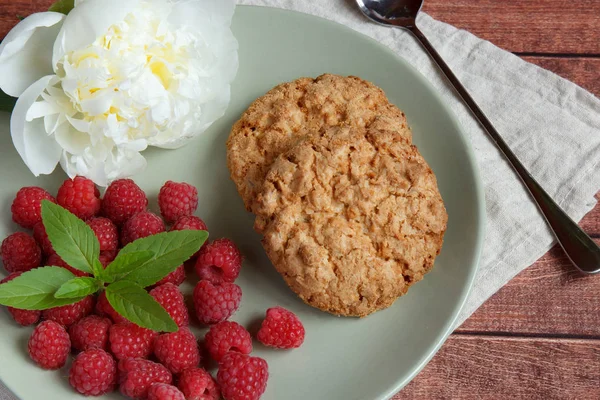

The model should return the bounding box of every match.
[54,121,91,154]
[52,0,141,69]
[0,12,64,97]
[10,75,62,175]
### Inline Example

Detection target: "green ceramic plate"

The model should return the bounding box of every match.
[0,6,484,400]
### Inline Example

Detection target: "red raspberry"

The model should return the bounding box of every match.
[95,291,129,324]
[1,232,41,273]
[57,176,101,219]
[28,320,71,369]
[119,358,172,399]
[42,295,95,327]
[171,215,208,232]
[87,217,118,252]
[46,253,90,277]
[257,307,305,349]
[11,186,55,228]
[69,349,117,395]
[205,321,252,362]
[170,215,208,258]
[99,250,118,268]
[195,239,242,284]
[69,315,112,351]
[153,327,200,374]
[158,181,198,224]
[121,211,165,246]
[149,283,189,327]
[217,352,268,400]
[33,222,55,256]
[148,383,185,400]
[0,272,41,326]
[193,281,241,325]
[178,368,220,400]
[153,265,185,287]
[109,323,157,360]
[102,179,148,225]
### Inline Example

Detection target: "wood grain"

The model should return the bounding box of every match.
[0,0,53,38]
[524,57,600,98]
[458,241,600,337]
[424,0,600,54]
[396,335,600,399]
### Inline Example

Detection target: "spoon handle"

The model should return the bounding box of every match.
[408,26,600,274]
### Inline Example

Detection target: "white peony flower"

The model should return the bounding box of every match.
[0,0,238,186]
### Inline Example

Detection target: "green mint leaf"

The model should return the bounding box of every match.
[54,277,99,299]
[0,90,16,112]
[105,281,177,332]
[0,267,83,310]
[118,230,208,287]
[92,258,104,278]
[41,201,99,275]
[48,0,74,14]
[102,251,155,283]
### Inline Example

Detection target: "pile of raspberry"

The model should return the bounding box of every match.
[1,176,305,400]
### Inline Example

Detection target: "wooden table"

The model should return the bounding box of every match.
[1,1,599,399]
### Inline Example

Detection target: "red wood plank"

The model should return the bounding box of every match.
[524,57,600,98]
[424,0,600,54]
[0,0,54,38]
[396,335,600,399]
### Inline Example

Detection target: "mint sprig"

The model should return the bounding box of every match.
[48,0,75,15]
[0,202,208,332]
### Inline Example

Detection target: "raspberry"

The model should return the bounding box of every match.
[1,232,41,273]
[28,320,71,369]
[95,291,128,324]
[11,186,56,228]
[87,217,118,252]
[119,358,172,399]
[69,315,112,352]
[153,327,200,374]
[170,215,208,258]
[121,211,165,246]
[217,352,268,400]
[149,283,189,327]
[178,368,220,400]
[57,176,101,219]
[42,295,95,327]
[205,321,252,362]
[33,222,55,256]
[46,253,90,277]
[69,349,116,396]
[193,281,241,325]
[102,179,148,225]
[257,307,305,349]
[0,273,41,326]
[195,238,242,284]
[170,215,208,232]
[148,383,185,400]
[99,250,118,268]
[158,181,198,223]
[109,323,157,360]
[153,265,186,287]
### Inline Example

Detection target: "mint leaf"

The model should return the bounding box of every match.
[0,267,83,310]
[48,0,74,14]
[92,258,104,278]
[102,251,155,283]
[54,277,99,299]
[41,201,99,274]
[118,230,207,287]
[105,281,177,332]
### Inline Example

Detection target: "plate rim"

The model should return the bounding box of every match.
[0,5,486,400]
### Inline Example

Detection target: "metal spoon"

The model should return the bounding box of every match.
[357,0,600,274]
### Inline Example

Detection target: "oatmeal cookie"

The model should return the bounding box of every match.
[254,125,447,317]
[226,74,411,211]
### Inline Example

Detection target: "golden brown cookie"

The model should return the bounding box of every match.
[226,74,411,211]
[254,126,447,317]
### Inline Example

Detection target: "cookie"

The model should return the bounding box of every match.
[226,74,411,211]
[254,126,447,317]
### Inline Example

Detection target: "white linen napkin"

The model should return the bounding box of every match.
[2,1,599,399]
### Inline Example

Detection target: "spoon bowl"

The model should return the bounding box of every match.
[356,0,600,274]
